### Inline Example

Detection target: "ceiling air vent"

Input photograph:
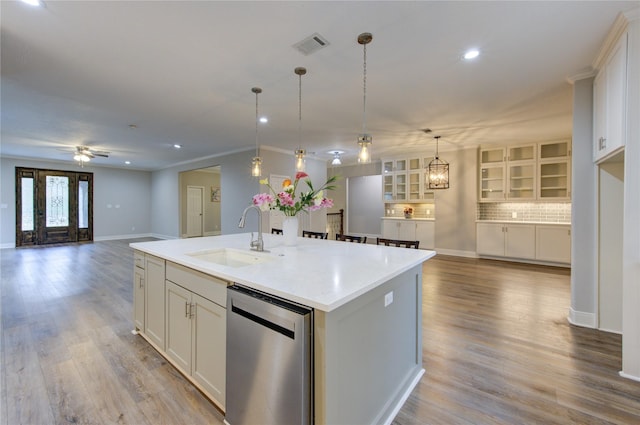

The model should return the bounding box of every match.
[293,33,330,56]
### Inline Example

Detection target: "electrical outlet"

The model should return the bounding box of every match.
[512,211,517,218]
[384,291,393,307]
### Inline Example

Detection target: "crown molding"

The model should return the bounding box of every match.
[592,12,630,71]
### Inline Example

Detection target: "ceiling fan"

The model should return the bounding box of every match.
[73,146,109,165]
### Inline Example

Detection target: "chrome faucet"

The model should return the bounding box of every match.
[238,205,265,252]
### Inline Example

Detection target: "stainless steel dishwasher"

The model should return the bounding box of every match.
[226,284,312,425]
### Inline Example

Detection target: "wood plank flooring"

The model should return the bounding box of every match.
[2,239,640,424]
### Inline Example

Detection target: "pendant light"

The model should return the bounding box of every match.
[427,135,450,189]
[357,32,373,164]
[294,67,307,172]
[251,87,263,177]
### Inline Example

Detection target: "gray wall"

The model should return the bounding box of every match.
[432,147,478,255]
[0,157,152,247]
[570,77,598,327]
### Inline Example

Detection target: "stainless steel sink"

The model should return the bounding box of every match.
[186,248,275,268]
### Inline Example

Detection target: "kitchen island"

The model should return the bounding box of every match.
[131,233,435,425]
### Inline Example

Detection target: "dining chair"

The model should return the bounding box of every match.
[376,237,419,249]
[302,230,328,239]
[336,234,367,243]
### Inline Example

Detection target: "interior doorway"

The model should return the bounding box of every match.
[179,166,221,238]
[16,167,94,246]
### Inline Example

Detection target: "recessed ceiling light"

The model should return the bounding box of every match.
[464,49,480,60]
[173,144,182,149]
[21,0,42,6]
[259,117,268,124]
[125,161,131,165]
[128,124,138,129]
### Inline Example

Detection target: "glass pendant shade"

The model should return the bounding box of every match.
[251,156,262,177]
[331,152,342,165]
[357,134,372,164]
[295,149,306,172]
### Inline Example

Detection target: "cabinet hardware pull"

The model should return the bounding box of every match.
[190,303,195,319]
[140,278,144,289]
[185,301,189,318]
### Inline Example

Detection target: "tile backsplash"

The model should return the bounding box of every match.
[477,202,571,223]
[385,203,435,218]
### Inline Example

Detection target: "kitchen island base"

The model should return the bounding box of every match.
[314,265,423,425]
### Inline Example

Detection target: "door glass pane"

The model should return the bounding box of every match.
[79,180,88,229]
[46,176,69,227]
[21,177,34,231]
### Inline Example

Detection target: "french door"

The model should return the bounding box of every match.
[16,167,93,246]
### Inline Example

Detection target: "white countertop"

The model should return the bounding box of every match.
[381,217,435,221]
[476,220,570,225]
[131,233,435,312]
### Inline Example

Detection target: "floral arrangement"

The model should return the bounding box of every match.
[403,207,414,215]
[253,172,338,217]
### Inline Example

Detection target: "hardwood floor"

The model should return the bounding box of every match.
[2,239,640,424]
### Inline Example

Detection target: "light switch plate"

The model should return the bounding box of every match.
[384,291,393,307]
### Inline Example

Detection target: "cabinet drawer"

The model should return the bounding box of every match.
[134,250,145,269]
[166,262,228,307]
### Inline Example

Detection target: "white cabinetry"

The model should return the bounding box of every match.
[381,219,434,249]
[594,32,628,162]
[144,254,166,350]
[382,156,435,202]
[476,222,536,259]
[480,140,571,201]
[538,141,571,200]
[165,262,227,409]
[536,225,571,264]
[507,145,536,200]
[479,147,506,201]
[477,222,570,265]
[133,251,145,332]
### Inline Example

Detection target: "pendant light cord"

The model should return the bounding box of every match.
[255,91,259,157]
[298,72,302,150]
[362,41,367,135]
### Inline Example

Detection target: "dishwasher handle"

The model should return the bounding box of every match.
[231,304,295,339]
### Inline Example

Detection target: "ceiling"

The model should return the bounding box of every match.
[1,1,637,170]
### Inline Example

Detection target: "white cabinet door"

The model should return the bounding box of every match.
[134,266,145,332]
[476,223,505,256]
[166,280,192,373]
[594,33,627,162]
[381,219,397,238]
[415,221,435,249]
[505,224,536,259]
[192,293,226,408]
[145,254,166,350]
[397,221,416,241]
[536,225,571,264]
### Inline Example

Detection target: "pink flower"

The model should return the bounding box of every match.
[278,192,295,206]
[252,193,274,211]
[308,197,333,211]
[295,171,308,180]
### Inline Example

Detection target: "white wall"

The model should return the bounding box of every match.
[0,157,152,247]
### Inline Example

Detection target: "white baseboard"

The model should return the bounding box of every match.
[381,368,425,425]
[150,233,177,240]
[95,233,154,241]
[567,308,597,328]
[433,248,478,258]
[619,371,640,382]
